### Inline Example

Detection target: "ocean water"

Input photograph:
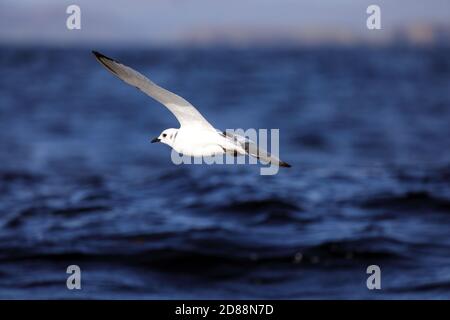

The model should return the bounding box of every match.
[0,46,450,299]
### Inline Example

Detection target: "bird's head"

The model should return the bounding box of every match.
[151,128,178,147]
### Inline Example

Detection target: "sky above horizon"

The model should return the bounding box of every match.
[1,0,449,46]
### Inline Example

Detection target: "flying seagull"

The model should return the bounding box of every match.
[92,51,291,168]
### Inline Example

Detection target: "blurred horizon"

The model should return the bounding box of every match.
[1,0,450,48]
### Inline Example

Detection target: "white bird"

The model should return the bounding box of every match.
[93,51,291,168]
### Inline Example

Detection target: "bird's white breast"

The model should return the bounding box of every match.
[171,127,225,157]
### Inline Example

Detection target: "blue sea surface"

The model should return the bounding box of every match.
[0,46,450,299]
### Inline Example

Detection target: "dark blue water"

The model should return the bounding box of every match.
[0,46,450,299]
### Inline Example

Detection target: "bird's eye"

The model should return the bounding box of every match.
[162,133,167,138]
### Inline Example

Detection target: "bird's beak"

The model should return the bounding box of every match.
[151,137,160,143]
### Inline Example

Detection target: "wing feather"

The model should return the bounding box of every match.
[223,131,291,167]
[93,51,215,130]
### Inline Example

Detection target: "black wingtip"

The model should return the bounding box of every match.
[280,161,292,168]
[92,50,109,61]
[92,50,120,64]
[92,50,120,76]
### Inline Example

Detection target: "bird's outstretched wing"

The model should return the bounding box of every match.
[223,131,291,168]
[93,51,215,130]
